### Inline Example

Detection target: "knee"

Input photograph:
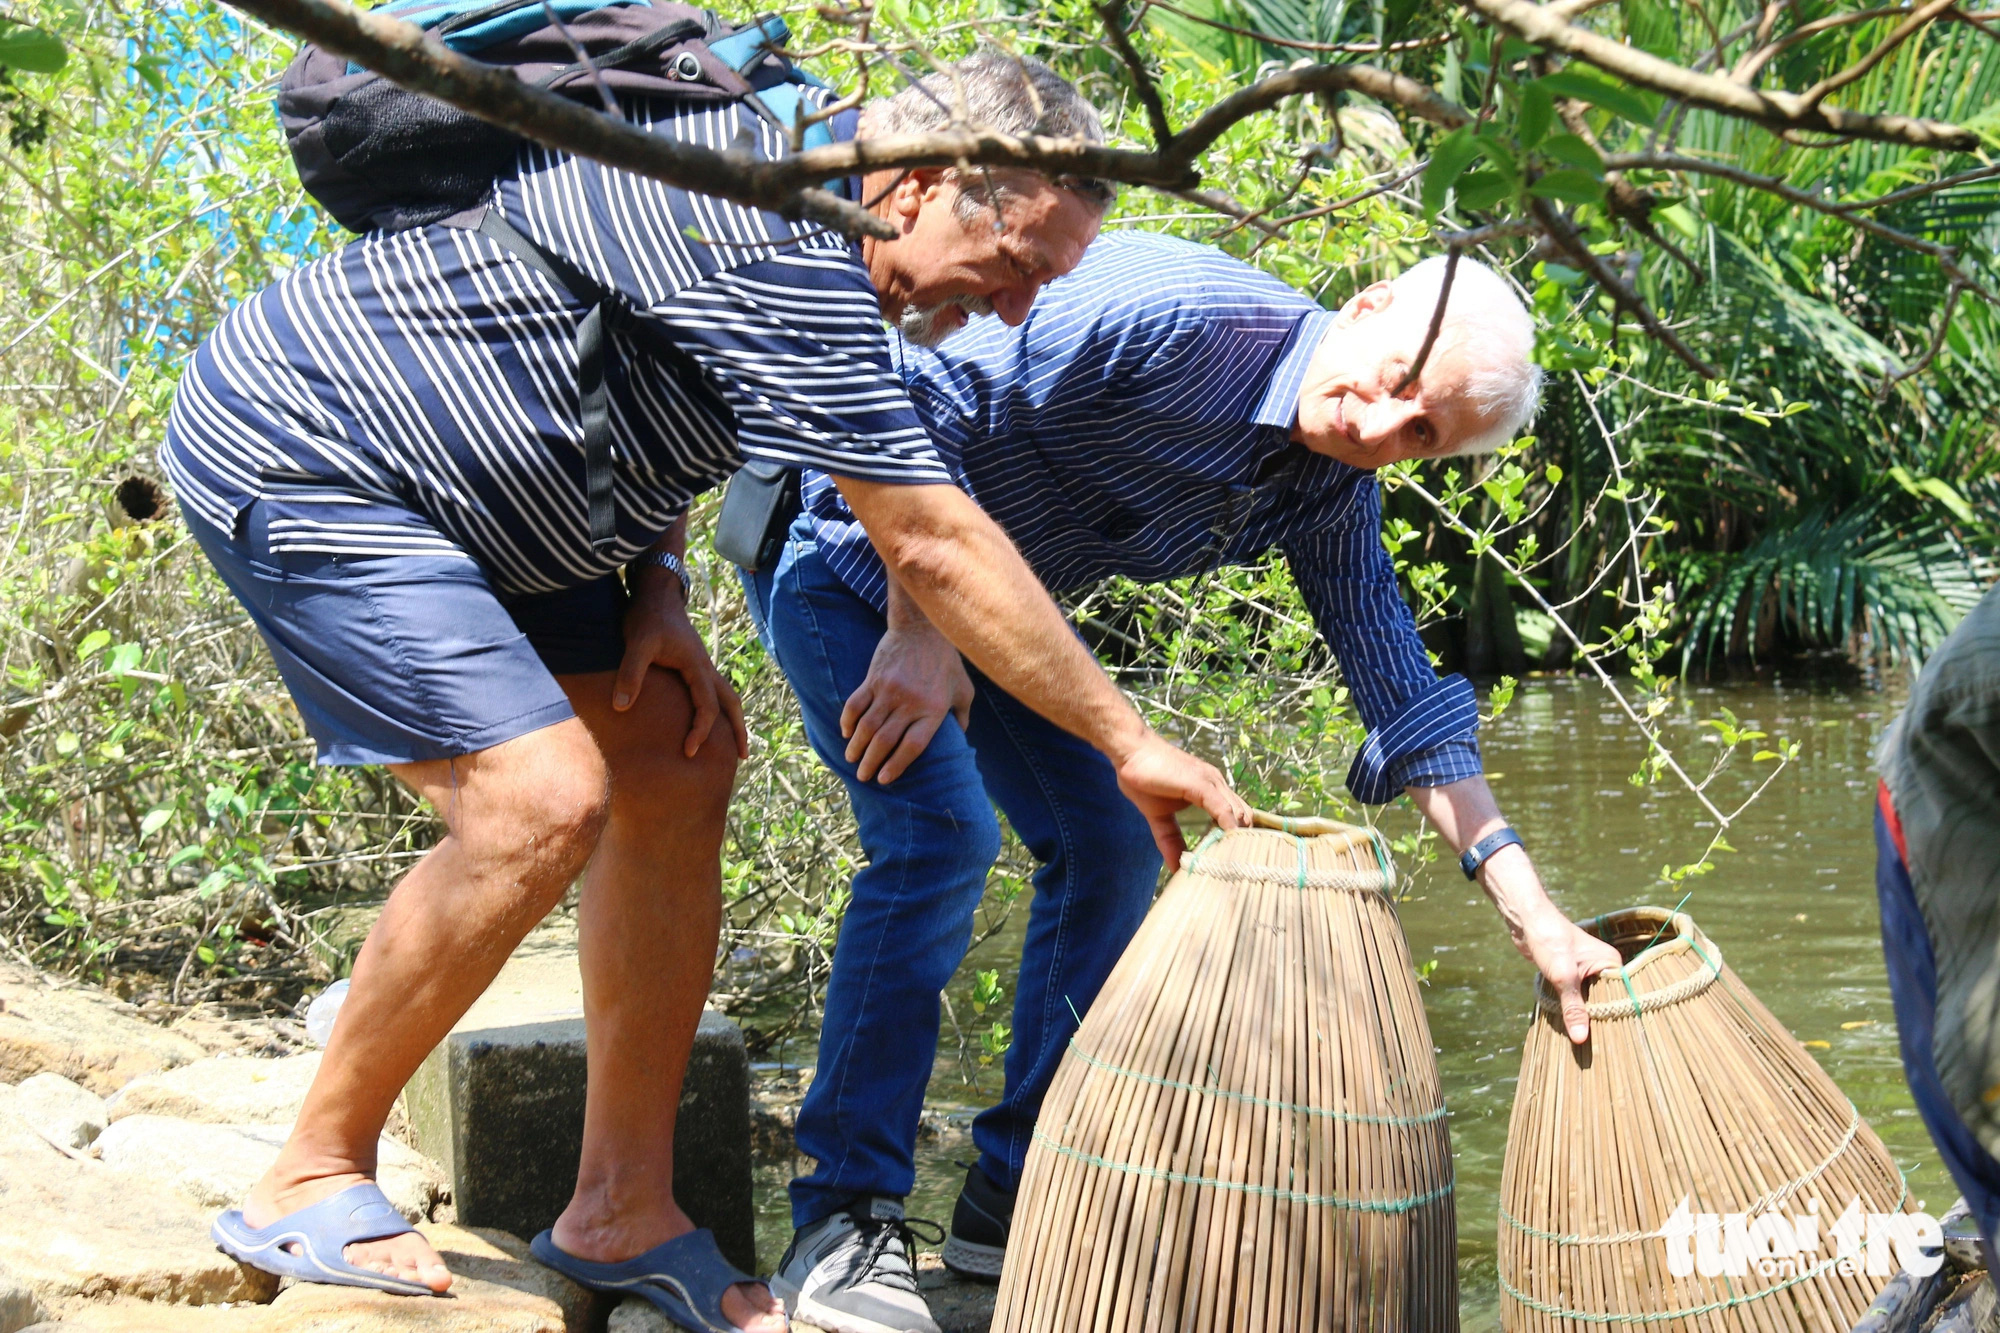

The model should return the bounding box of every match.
[481,740,612,894]
[608,728,738,837]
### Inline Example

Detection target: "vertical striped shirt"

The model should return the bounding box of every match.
[800,230,1480,801]
[163,94,948,596]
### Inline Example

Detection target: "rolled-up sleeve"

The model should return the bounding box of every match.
[1281,480,1482,803]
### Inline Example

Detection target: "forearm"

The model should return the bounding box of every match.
[1405,775,1563,934]
[836,478,1150,764]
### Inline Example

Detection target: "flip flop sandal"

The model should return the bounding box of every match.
[212,1181,436,1295]
[531,1227,784,1333]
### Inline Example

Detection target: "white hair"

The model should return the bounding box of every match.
[1389,255,1542,455]
[858,51,1117,219]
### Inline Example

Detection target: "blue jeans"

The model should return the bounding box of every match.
[744,528,1162,1228]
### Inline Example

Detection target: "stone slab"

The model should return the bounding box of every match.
[107,1053,321,1125]
[0,1110,276,1308]
[19,1299,268,1331]
[0,1275,42,1333]
[94,1115,442,1221]
[0,964,203,1095]
[0,1073,106,1149]
[404,944,754,1272]
[257,1224,600,1333]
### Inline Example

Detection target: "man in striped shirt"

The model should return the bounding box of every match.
[745,231,1623,1318]
[163,57,1248,1330]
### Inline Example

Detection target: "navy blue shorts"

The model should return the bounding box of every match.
[184,499,627,766]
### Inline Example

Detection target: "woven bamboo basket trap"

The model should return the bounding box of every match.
[1499,906,1912,1331]
[991,811,1457,1333]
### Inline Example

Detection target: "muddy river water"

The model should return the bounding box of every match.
[752,677,1949,1328]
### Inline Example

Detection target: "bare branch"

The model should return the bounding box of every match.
[1459,0,1983,150]
[1527,195,1722,378]
[1095,0,1175,149]
[1394,246,1460,394]
[1794,0,1960,113]
[1877,277,1970,397]
[1838,161,2000,212]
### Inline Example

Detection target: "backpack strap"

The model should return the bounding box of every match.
[476,209,624,554]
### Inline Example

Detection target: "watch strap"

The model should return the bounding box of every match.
[1460,827,1525,880]
[638,549,692,599]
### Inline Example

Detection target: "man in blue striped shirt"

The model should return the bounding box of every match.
[163,57,1249,1331]
[745,231,1623,1316]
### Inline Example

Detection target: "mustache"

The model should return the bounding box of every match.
[898,293,996,347]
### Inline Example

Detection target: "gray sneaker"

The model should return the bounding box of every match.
[769,1197,943,1333]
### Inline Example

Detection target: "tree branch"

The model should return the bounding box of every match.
[1458,0,1983,150]
[1794,0,1960,113]
[1394,246,1460,393]
[1095,0,1175,149]
[1528,195,1722,378]
[221,0,897,237]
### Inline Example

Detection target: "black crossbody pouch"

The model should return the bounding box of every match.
[712,460,801,571]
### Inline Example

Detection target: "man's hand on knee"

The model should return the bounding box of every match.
[614,575,748,761]
[842,617,975,784]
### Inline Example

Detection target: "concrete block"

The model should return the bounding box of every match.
[405,944,754,1272]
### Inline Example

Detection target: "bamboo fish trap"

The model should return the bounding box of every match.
[1499,906,1912,1332]
[992,811,1458,1333]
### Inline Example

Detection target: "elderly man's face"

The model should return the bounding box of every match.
[861,169,1101,346]
[1292,281,1501,469]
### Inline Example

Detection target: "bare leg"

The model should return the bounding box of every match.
[548,665,781,1332]
[240,719,612,1290]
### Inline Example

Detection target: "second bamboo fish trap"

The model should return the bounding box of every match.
[1499,906,1913,1332]
[992,812,1457,1333]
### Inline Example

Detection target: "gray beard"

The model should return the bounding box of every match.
[898,294,995,348]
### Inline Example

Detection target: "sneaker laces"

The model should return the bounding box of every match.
[846,1214,945,1295]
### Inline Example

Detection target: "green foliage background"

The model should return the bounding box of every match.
[0,0,1989,1089]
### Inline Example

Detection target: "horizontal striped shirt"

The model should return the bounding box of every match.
[163,94,947,596]
[801,230,1480,800]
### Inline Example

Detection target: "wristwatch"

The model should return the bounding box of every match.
[1460,827,1525,880]
[636,549,692,600]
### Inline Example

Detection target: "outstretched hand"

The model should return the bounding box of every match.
[612,588,749,760]
[1113,733,1252,865]
[1514,908,1623,1046]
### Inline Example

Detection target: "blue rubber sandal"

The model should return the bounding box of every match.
[531,1228,783,1332]
[212,1181,435,1295]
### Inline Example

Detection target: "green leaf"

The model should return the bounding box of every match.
[1540,134,1605,176]
[1455,168,1514,212]
[1528,168,1607,205]
[107,643,142,677]
[1517,81,1553,149]
[140,805,175,838]
[1534,69,1657,125]
[76,630,110,660]
[195,869,232,899]
[1658,203,1699,239]
[1421,127,1483,220]
[1546,463,1564,483]
[166,845,208,870]
[0,22,66,74]
[54,731,78,756]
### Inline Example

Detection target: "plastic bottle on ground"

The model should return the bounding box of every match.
[304,978,349,1047]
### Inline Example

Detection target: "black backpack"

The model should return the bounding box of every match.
[278,0,833,235]
[275,0,840,555]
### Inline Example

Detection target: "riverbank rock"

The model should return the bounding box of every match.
[0,1276,43,1333]
[0,1073,106,1149]
[94,1116,442,1221]
[257,1225,591,1332]
[0,1110,276,1307]
[106,1053,320,1125]
[0,965,203,1095]
[17,1299,269,1331]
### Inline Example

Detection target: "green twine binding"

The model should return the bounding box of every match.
[1067,1040,1450,1127]
[1031,1128,1453,1214]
